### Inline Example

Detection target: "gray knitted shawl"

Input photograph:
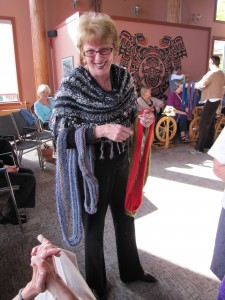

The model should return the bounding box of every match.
[50,64,137,151]
[50,64,138,246]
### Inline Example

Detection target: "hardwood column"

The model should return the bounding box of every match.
[29,0,49,92]
[89,0,102,12]
[167,0,182,23]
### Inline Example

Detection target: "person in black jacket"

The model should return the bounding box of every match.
[0,139,36,224]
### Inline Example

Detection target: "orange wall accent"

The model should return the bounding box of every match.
[29,0,50,91]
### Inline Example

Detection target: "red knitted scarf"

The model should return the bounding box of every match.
[125,109,155,216]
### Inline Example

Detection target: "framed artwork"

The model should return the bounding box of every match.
[62,56,74,77]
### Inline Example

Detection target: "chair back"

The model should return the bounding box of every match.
[11,110,36,137]
[0,114,45,169]
[0,114,20,140]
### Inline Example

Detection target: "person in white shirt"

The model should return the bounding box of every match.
[208,128,225,281]
[190,55,225,154]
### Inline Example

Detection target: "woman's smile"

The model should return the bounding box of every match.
[83,42,114,77]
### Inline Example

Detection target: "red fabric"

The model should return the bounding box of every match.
[124,109,155,215]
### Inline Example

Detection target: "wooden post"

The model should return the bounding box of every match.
[89,0,102,12]
[29,0,49,92]
[167,0,182,23]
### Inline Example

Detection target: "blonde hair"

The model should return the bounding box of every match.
[37,84,51,97]
[76,12,120,63]
[140,87,151,96]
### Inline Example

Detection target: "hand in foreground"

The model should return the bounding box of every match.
[4,165,19,173]
[13,235,78,300]
[138,109,155,127]
[94,124,133,143]
[31,234,61,262]
[17,256,48,300]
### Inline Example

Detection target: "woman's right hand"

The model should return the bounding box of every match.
[94,124,133,143]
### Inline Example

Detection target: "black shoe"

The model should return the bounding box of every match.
[139,272,157,283]
[0,213,27,225]
[91,289,107,300]
[121,271,157,283]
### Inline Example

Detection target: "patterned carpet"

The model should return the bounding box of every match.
[0,141,223,300]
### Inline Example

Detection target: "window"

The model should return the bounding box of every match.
[212,37,225,72]
[0,18,20,103]
[215,0,225,22]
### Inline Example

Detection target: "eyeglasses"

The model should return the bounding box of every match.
[83,47,113,57]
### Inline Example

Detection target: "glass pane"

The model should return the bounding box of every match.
[212,39,225,72]
[0,19,19,102]
[215,0,225,22]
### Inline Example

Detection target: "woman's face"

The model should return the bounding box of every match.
[82,41,114,78]
[40,90,49,98]
[143,89,151,99]
[176,84,182,93]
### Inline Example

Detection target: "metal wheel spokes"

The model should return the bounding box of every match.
[215,116,225,140]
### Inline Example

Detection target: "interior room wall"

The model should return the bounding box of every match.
[45,0,225,39]
[1,0,225,109]
[51,13,210,99]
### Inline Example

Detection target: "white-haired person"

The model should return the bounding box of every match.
[34,84,55,130]
[137,87,165,113]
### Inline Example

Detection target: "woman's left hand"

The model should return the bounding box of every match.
[138,109,155,127]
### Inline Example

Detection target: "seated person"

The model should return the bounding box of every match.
[13,235,96,300]
[34,84,54,130]
[169,66,185,92]
[137,87,165,115]
[166,82,190,142]
[0,139,36,224]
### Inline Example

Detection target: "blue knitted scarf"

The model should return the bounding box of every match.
[56,127,98,246]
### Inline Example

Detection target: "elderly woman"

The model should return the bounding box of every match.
[50,12,156,299]
[167,82,190,142]
[34,84,54,129]
[137,87,164,112]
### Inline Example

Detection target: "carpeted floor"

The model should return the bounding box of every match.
[0,140,224,300]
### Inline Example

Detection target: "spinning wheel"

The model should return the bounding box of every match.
[155,116,177,148]
[189,116,200,141]
[215,115,225,140]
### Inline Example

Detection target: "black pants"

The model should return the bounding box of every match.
[175,114,188,133]
[0,138,18,166]
[0,168,36,211]
[81,153,144,292]
[0,139,36,213]
[195,100,220,152]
